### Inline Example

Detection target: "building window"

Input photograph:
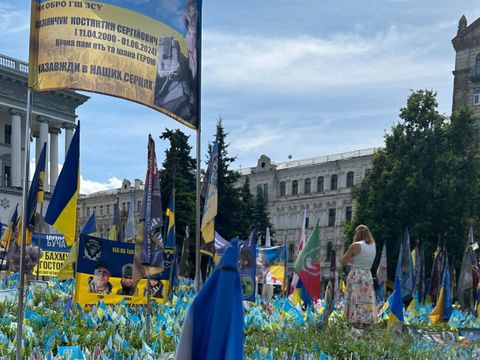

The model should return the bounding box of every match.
[92,206,96,215]
[476,54,480,75]
[346,171,354,188]
[3,165,10,187]
[328,208,336,226]
[326,242,333,261]
[4,125,11,145]
[99,205,103,215]
[345,206,352,222]
[365,168,371,177]
[137,200,141,212]
[475,88,480,106]
[330,174,338,190]
[256,184,262,195]
[106,204,110,215]
[280,181,286,196]
[263,184,268,197]
[86,207,90,217]
[288,243,295,262]
[317,176,324,192]
[292,180,298,195]
[304,178,311,194]
[305,216,309,228]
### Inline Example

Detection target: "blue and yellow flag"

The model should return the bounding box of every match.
[81,212,97,236]
[429,257,453,324]
[45,122,80,246]
[57,212,96,281]
[201,135,218,245]
[395,228,414,300]
[387,276,404,331]
[23,142,47,245]
[164,196,175,248]
[108,198,119,241]
[0,204,18,248]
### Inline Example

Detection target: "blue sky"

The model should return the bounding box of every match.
[2,1,479,193]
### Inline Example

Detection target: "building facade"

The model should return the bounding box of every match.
[237,148,375,278]
[77,179,144,240]
[452,15,480,119]
[0,54,88,224]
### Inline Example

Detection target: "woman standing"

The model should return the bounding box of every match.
[341,225,377,326]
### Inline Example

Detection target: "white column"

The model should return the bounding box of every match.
[49,128,60,189]
[38,117,49,191]
[9,109,22,188]
[64,123,75,158]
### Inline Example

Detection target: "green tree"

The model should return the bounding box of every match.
[252,186,274,245]
[204,118,244,240]
[350,90,480,278]
[238,177,255,239]
[159,129,196,276]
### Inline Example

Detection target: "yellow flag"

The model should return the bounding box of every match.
[57,241,78,280]
[429,288,445,324]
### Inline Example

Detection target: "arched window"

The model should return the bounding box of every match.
[292,180,298,195]
[317,176,324,192]
[289,243,295,262]
[476,54,480,75]
[257,185,263,195]
[326,242,333,261]
[346,171,354,188]
[280,181,286,196]
[304,178,311,194]
[330,174,338,190]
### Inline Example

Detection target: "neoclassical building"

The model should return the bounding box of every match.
[452,15,480,119]
[77,179,144,240]
[0,54,88,224]
[237,148,375,278]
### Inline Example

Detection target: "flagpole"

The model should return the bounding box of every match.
[16,89,33,360]
[283,234,288,297]
[167,186,176,299]
[194,1,203,294]
[35,202,44,280]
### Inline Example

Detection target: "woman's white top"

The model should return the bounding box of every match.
[350,240,376,270]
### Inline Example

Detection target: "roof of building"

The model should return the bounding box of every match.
[238,147,377,175]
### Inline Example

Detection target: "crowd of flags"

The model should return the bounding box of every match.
[3,118,480,358]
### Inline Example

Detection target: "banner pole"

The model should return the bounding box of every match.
[194,0,203,293]
[194,128,201,293]
[16,89,33,360]
[35,202,44,280]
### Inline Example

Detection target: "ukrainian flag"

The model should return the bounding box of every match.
[387,276,404,331]
[201,136,218,244]
[164,196,175,248]
[45,122,80,246]
[429,257,453,324]
[22,142,47,245]
[57,211,96,280]
[0,204,18,249]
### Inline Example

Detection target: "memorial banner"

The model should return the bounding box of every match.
[74,234,169,307]
[29,0,200,128]
[32,233,71,277]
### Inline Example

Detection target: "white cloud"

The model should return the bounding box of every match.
[29,159,123,195]
[202,21,454,93]
[80,176,123,195]
[0,4,29,34]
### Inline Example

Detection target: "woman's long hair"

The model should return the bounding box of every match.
[353,224,375,244]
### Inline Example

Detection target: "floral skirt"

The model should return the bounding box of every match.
[344,269,377,324]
